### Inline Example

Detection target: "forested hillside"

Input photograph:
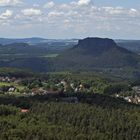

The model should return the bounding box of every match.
[0,99,140,140]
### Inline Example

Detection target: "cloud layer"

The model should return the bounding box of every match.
[0,0,140,39]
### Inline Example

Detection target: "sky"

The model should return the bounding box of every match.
[0,0,140,39]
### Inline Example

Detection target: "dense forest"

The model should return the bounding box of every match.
[0,95,140,140]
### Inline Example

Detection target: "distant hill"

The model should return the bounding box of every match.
[52,37,140,71]
[0,37,78,45]
[0,37,48,45]
[116,40,140,54]
[0,42,75,72]
[0,43,49,55]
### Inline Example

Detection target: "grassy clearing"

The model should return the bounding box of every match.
[42,54,59,58]
[0,53,59,60]
[0,82,25,92]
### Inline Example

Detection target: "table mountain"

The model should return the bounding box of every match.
[53,37,140,70]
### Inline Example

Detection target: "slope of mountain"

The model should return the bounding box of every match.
[116,40,140,54]
[53,37,140,71]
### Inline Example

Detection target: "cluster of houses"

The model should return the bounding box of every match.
[22,80,86,97]
[58,80,85,92]
[0,85,17,94]
[0,76,21,84]
[1,76,140,105]
[115,86,140,104]
[0,76,87,96]
[124,96,140,104]
[0,76,22,94]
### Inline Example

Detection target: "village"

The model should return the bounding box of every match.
[115,86,140,104]
[0,76,81,103]
[0,75,140,104]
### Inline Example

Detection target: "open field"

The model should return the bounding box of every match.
[0,82,25,94]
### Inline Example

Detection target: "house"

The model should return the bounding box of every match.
[124,97,132,103]
[79,84,84,91]
[8,87,16,92]
[5,77,10,82]
[70,83,75,89]
[75,87,79,92]
[61,80,67,86]
[21,109,29,113]
[115,94,120,98]
[137,97,140,103]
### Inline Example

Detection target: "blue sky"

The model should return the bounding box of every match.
[0,0,140,39]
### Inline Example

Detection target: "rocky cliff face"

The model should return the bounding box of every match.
[76,37,117,48]
[73,37,126,55]
[72,38,131,55]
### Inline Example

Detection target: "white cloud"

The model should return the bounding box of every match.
[0,0,22,7]
[21,8,42,16]
[0,10,13,19]
[44,1,55,9]
[129,8,138,17]
[77,0,91,6]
